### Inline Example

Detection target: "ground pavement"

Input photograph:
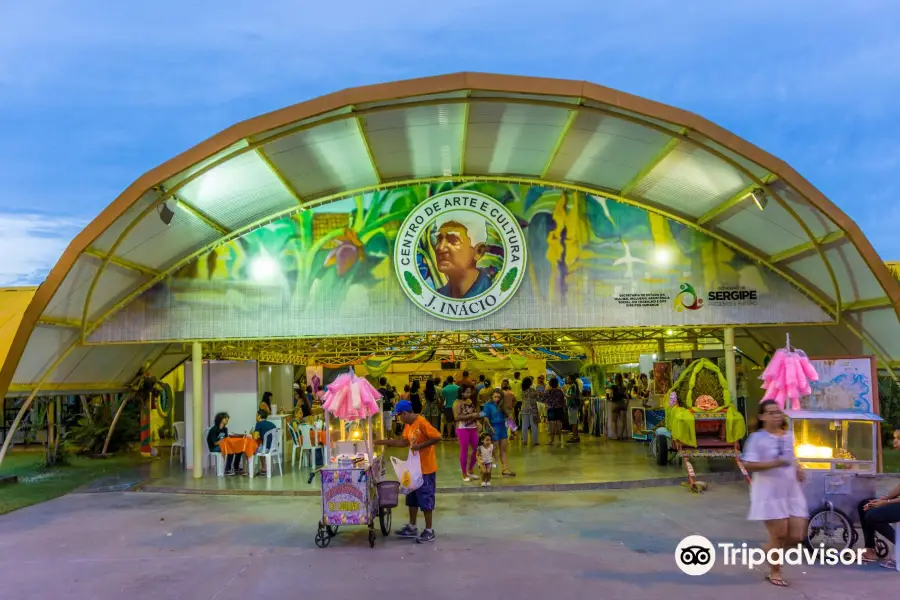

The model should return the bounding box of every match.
[1,482,895,600]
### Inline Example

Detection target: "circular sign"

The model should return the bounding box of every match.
[394,190,527,321]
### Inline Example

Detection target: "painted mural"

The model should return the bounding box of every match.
[89,182,828,343]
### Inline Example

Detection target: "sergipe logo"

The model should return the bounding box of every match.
[674,282,703,311]
[675,535,716,576]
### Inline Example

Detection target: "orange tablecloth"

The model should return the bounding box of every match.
[219,436,259,458]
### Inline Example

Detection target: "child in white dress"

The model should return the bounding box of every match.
[741,400,807,587]
[477,433,494,487]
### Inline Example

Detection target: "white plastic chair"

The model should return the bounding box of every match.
[297,424,318,468]
[250,428,283,479]
[170,421,185,465]
[203,427,226,477]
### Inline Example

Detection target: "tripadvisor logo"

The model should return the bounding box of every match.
[394,190,527,321]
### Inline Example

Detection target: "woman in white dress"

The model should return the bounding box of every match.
[741,399,807,587]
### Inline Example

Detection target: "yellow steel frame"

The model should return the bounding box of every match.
[619,129,686,197]
[842,297,893,312]
[255,147,304,205]
[459,92,471,175]
[37,316,82,329]
[169,191,229,235]
[540,106,580,179]
[697,176,778,226]
[60,94,896,383]
[354,112,382,184]
[83,247,160,278]
[770,231,846,263]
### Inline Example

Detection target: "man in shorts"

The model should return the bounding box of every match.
[374,400,441,543]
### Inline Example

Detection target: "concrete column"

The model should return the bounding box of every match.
[656,338,665,360]
[192,342,203,479]
[724,328,737,401]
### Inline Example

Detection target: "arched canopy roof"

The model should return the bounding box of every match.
[4,72,900,396]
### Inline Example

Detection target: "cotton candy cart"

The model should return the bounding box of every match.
[787,409,889,557]
[307,371,399,549]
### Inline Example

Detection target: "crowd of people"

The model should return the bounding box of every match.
[375,370,594,483]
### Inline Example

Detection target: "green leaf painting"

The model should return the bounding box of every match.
[404,271,422,295]
[500,267,518,292]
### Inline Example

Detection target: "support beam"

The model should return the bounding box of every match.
[619,129,686,197]
[459,94,471,176]
[191,342,203,479]
[37,316,83,329]
[256,147,304,205]
[769,231,846,263]
[355,115,382,184]
[697,176,777,226]
[540,106,580,179]
[724,328,737,401]
[173,194,230,235]
[83,247,159,278]
[843,297,893,312]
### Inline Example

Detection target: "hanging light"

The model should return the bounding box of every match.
[748,188,767,210]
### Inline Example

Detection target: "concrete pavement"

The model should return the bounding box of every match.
[0,483,894,600]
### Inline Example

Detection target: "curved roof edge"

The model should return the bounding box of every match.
[3,72,899,397]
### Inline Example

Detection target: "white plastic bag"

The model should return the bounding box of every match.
[391,450,424,495]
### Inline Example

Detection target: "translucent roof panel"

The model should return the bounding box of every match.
[91,190,160,254]
[464,102,572,175]
[162,140,249,191]
[114,203,222,271]
[633,144,752,218]
[42,256,100,320]
[263,119,377,198]
[715,199,814,256]
[550,112,671,191]
[177,150,299,231]
[47,344,162,385]
[768,181,841,239]
[354,91,469,111]
[850,309,900,358]
[12,325,78,383]
[822,243,890,304]
[362,104,465,180]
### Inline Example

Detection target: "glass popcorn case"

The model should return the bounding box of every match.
[785,410,881,471]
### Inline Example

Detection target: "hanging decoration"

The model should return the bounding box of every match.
[759,334,818,410]
[321,371,382,420]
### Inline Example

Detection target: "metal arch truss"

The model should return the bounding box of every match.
[190,327,725,366]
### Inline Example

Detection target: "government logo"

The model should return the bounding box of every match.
[394,191,526,321]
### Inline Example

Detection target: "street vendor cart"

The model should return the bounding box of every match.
[665,359,749,492]
[306,372,399,549]
[788,409,888,556]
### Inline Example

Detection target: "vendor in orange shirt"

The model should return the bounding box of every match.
[374,400,441,544]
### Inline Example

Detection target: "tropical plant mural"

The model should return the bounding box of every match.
[99,181,827,343]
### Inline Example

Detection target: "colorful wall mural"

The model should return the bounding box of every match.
[89,182,828,343]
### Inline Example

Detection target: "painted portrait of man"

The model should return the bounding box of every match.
[432,216,493,299]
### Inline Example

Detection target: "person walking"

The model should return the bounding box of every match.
[482,388,515,476]
[501,380,517,440]
[423,378,442,431]
[544,377,565,447]
[520,376,540,446]
[378,377,395,439]
[409,380,422,414]
[741,400,807,587]
[609,374,629,440]
[453,383,480,482]
[441,376,460,440]
[565,374,582,443]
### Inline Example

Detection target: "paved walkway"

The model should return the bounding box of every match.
[0,482,893,599]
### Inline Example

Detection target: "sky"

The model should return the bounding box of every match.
[1,0,899,285]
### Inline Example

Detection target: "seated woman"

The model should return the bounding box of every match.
[859,434,900,567]
[206,412,243,475]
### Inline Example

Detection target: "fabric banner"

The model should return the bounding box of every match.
[90,182,828,343]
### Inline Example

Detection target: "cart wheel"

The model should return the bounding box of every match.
[655,434,669,466]
[314,525,331,549]
[875,537,890,558]
[379,507,392,536]
[369,528,376,548]
[806,507,853,551]
[326,525,339,536]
